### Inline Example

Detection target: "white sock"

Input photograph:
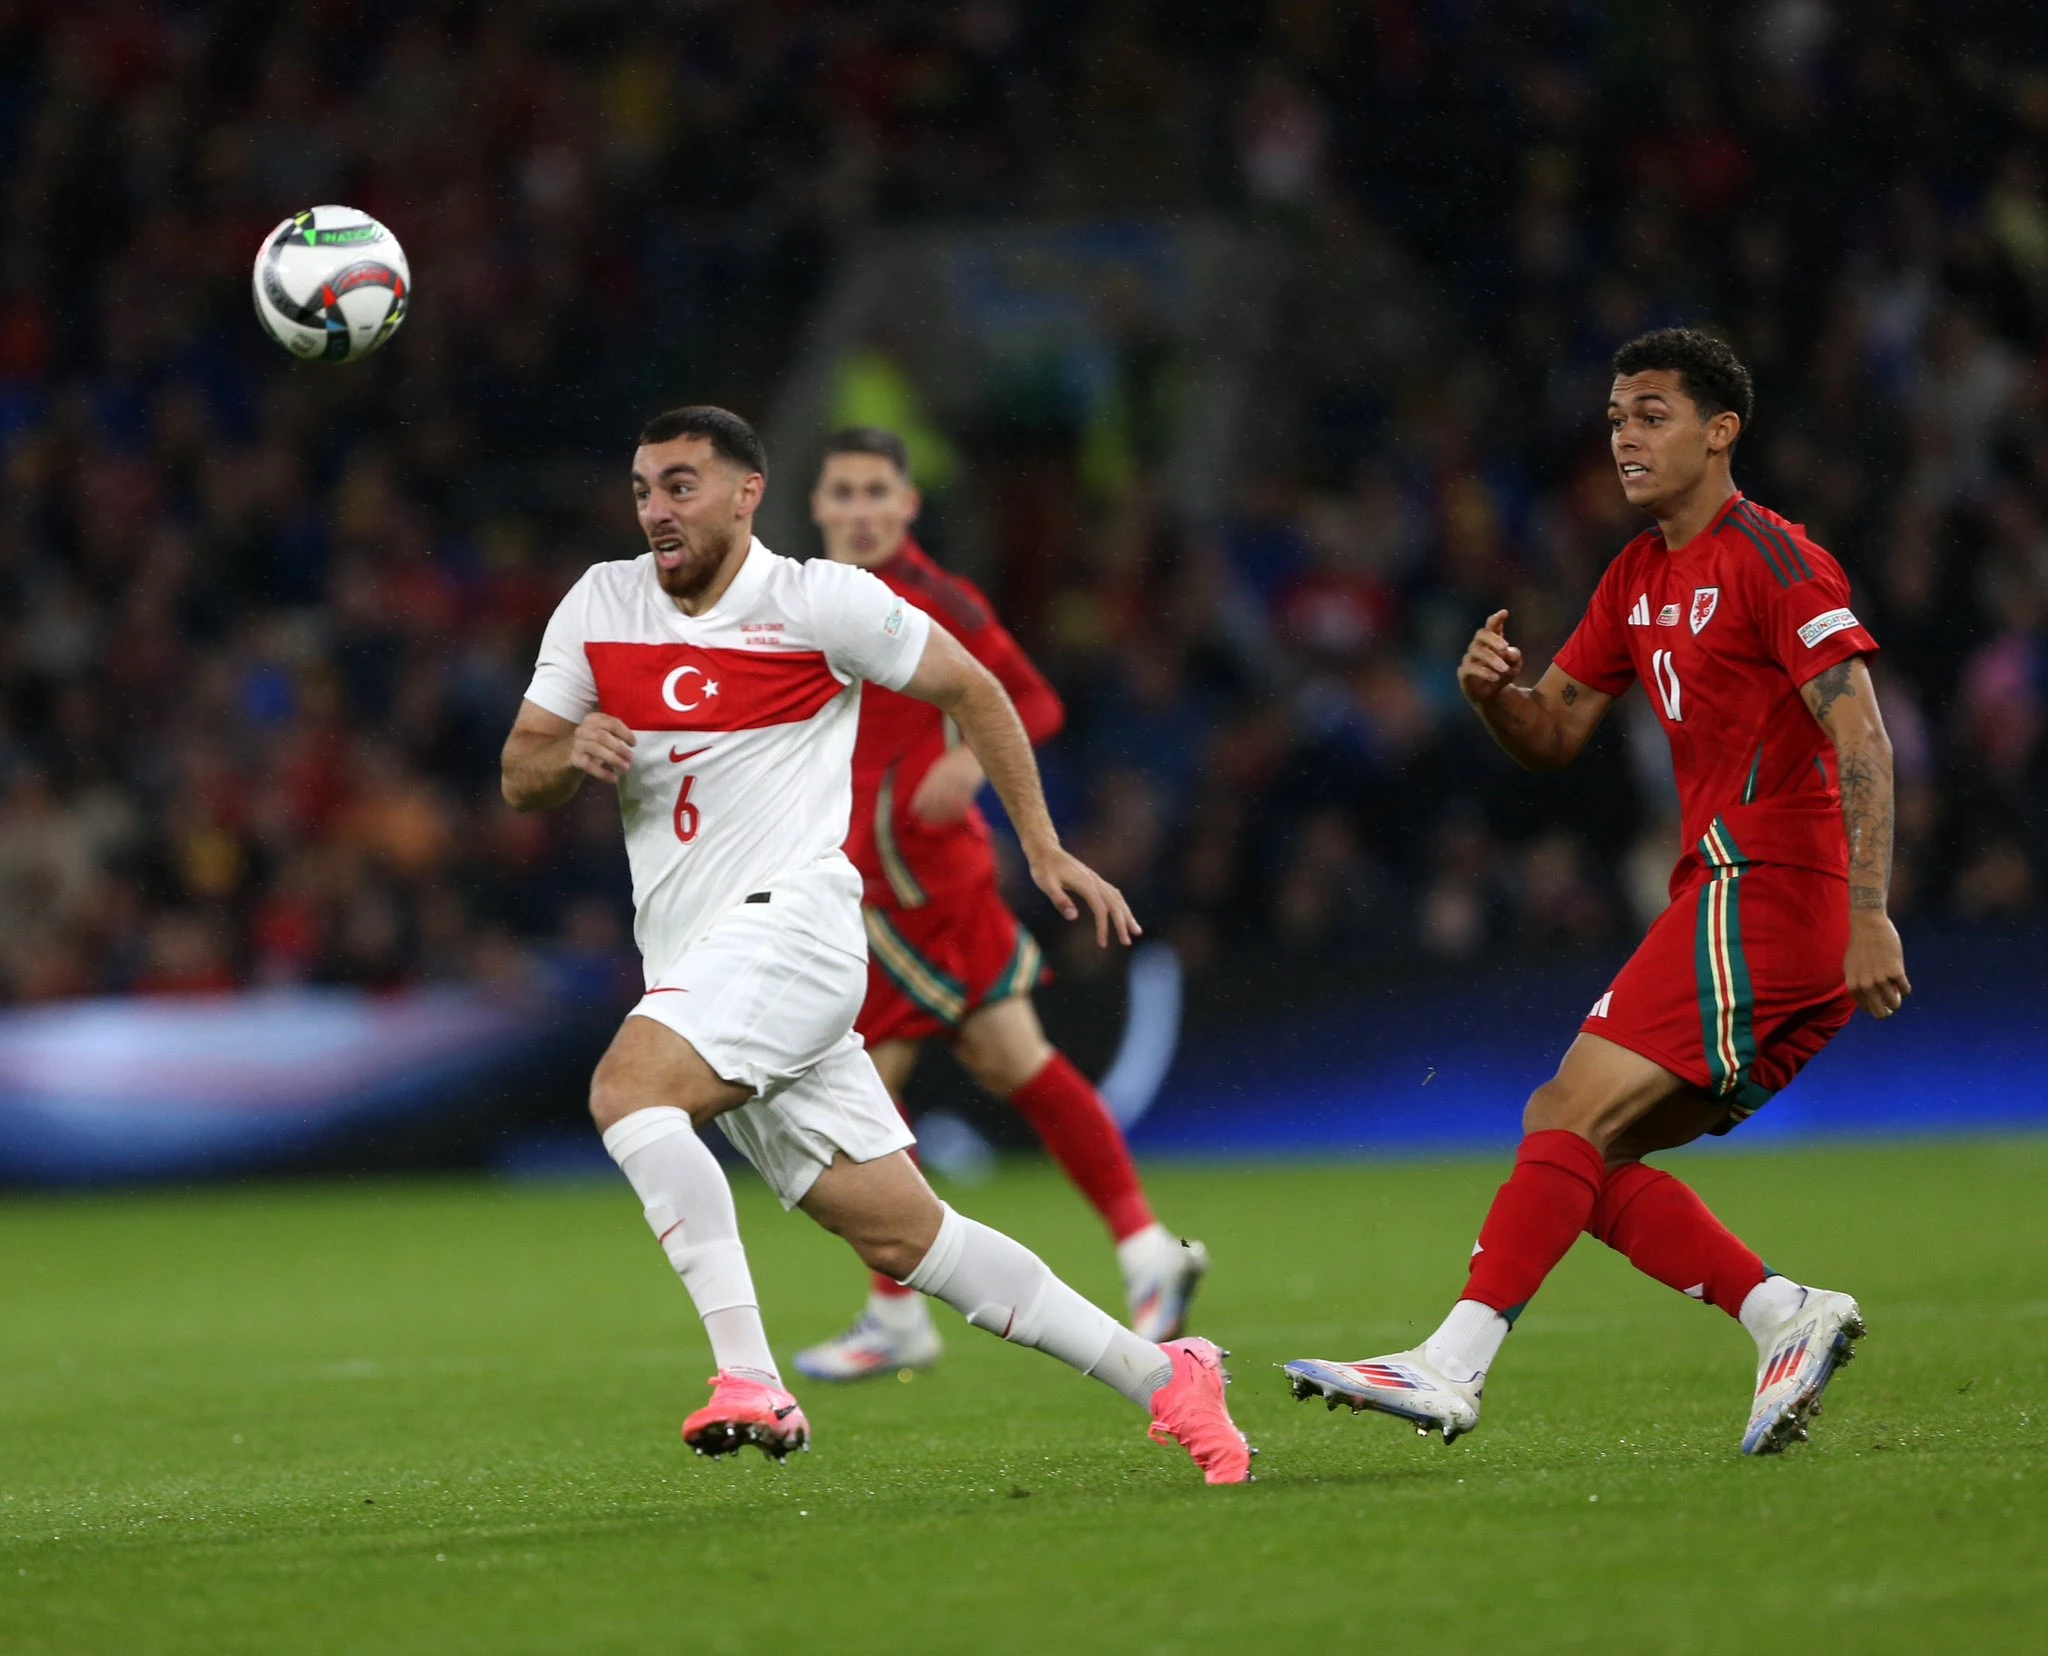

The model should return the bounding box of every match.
[1091,1325,1177,1405]
[1423,1299,1510,1387]
[602,1106,780,1383]
[1114,1221,1178,1284]
[1738,1274,1808,1350]
[903,1204,1173,1406]
[701,1307,778,1379]
[864,1288,932,1335]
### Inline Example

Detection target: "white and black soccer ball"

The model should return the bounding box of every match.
[251,205,410,363]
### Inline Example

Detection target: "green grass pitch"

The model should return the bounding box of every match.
[4,1140,2044,1654]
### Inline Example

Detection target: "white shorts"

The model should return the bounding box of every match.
[628,871,913,1208]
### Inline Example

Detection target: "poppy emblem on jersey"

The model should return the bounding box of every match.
[1689,587,1720,635]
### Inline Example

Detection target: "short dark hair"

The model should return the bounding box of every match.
[637,406,768,477]
[819,425,911,478]
[1611,328,1754,431]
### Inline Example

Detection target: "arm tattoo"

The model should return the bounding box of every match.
[1561,681,1580,706]
[1804,662,1855,725]
[1837,749,1893,911]
[1805,662,1891,910]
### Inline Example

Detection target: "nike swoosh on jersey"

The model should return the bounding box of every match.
[669,745,710,763]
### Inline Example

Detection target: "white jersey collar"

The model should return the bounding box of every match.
[651,534,772,631]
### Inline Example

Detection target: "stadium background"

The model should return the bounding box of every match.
[3,0,2044,1177]
[6,7,2048,1654]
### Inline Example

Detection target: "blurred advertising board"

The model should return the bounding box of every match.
[0,986,601,1184]
[1128,931,2048,1157]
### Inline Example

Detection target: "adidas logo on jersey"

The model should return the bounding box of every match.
[1627,595,1651,626]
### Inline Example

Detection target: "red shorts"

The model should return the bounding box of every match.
[1581,859,1854,1128]
[857,883,1050,1047]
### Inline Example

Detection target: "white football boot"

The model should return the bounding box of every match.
[1122,1228,1212,1344]
[793,1295,944,1383]
[1284,1349,1483,1444]
[1741,1286,1865,1455]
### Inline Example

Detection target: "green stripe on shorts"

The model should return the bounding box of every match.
[863,907,967,1026]
[1693,818,1772,1118]
[989,927,1044,1005]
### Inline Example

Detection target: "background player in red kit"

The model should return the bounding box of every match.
[795,426,1208,1381]
[1286,329,1913,1455]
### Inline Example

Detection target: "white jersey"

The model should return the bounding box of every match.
[523,538,932,978]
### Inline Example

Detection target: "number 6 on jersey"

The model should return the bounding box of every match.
[670,744,709,843]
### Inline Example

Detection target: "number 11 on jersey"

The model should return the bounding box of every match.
[1652,649,1683,722]
[669,744,709,843]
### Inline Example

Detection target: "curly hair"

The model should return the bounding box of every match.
[1612,328,1754,431]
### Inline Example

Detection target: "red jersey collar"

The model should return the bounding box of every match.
[1660,490,1746,556]
[872,534,928,576]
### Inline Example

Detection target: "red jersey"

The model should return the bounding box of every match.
[844,539,1064,910]
[1554,492,1879,890]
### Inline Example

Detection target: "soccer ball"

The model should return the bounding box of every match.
[251,205,410,363]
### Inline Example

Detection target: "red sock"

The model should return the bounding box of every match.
[1008,1051,1155,1242]
[1463,1130,1609,1317]
[871,1096,921,1299]
[1585,1162,1767,1318]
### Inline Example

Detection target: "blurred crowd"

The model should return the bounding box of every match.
[1029,0,2048,976]
[0,1,2042,1006]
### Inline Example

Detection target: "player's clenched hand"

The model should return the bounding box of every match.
[1844,912,1911,1020]
[1457,610,1524,705]
[909,746,986,824]
[570,713,636,785]
[1030,849,1140,948]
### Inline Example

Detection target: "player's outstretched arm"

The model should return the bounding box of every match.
[898,625,1138,948]
[501,700,636,812]
[1459,610,1612,771]
[1800,658,1911,1019]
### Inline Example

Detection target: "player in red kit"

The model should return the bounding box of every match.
[1286,329,1912,1455]
[794,427,1208,1381]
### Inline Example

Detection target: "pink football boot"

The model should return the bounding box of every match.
[682,1370,811,1461]
[1147,1337,1254,1485]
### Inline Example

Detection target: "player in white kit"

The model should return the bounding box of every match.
[500,407,1249,1483]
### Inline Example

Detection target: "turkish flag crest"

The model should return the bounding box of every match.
[1689,587,1720,634]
